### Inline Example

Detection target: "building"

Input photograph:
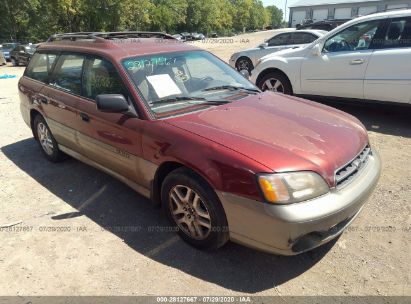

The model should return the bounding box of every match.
[289,0,411,27]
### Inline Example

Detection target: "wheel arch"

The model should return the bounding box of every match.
[151,161,217,207]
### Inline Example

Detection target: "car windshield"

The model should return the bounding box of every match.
[122,50,258,117]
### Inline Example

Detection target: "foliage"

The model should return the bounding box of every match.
[0,0,284,42]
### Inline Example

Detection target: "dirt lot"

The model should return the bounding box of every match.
[0,30,410,297]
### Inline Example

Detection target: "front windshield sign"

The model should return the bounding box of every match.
[122,51,258,117]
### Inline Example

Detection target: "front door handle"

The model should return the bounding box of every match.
[350,59,365,65]
[79,112,90,122]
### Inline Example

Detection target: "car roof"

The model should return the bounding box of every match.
[37,37,201,62]
[321,9,411,40]
[295,29,328,36]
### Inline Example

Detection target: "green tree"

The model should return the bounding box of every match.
[265,5,283,29]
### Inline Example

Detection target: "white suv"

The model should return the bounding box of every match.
[250,10,411,104]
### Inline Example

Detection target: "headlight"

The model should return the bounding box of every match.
[258,172,329,204]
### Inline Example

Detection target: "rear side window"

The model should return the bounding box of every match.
[380,18,411,49]
[289,32,318,44]
[82,57,128,100]
[50,54,85,95]
[25,53,57,83]
[267,33,291,46]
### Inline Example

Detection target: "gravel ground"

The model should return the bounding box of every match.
[0,30,410,297]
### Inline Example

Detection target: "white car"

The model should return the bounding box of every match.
[229,30,327,72]
[251,10,411,104]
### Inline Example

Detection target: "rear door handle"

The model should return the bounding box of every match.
[350,59,365,65]
[79,112,90,122]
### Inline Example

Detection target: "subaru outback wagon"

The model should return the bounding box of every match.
[19,32,381,255]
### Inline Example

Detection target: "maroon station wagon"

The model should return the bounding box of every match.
[19,32,381,255]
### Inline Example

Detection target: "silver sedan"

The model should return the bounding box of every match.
[229,30,327,72]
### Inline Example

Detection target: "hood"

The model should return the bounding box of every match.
[260,44,310,61]
[165,92,368,186]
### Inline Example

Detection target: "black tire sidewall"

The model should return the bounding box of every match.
[33,115,63,162]
[161,168,229,250]
[258,72,293,95]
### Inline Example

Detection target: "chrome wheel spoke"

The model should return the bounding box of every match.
[192,194,210,220]
[273,80,282,91]
[192,221,204,238]
[197,218,211,229]
[264,79,273,90]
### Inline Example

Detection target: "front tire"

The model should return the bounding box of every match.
[257,72,293,95]
[161,168,229,250]
[33,115,65,162]
[235,57,254,73]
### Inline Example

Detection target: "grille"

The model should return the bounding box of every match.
[335,145,371,188]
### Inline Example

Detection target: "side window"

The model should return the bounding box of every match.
[82,57,128,100]
[323,20,382,52]
[50,54,85,95]
[380,18,411,49]
[267,33,291,46]
[25,53,57,83]
[289,32,318,44]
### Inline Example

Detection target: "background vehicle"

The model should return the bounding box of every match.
[251,10,411,104]
[0,42,20,61]
[10,44,37,66]
[229,30,326,72]
[297,19,351,31]
[18,32,380,255]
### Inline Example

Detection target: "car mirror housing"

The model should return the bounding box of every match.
[259,42,268,49]
[96,94,137,117]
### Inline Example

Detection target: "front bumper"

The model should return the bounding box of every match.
[217,150,381,255]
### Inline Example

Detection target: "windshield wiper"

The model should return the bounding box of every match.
[203,85,260,93]
[150,96,206,105]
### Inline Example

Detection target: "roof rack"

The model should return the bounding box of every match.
[47,31,176,42]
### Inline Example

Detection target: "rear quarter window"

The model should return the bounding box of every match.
[25,53,57,83]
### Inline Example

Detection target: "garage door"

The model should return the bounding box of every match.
[387,4,409,10]
[334,7,352,19]
[292,11,307,27]
[358,6,378,16]
[313,9,329,22]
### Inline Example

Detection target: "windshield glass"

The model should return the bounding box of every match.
[122,50,258,117]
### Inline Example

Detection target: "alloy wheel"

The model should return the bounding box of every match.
[169,185,212,240]
[261,78,284,93]
[37,122,54,156]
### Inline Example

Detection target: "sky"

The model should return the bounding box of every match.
[262,0,300,20]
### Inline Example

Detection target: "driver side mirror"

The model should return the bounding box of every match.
[259,42,268,49]
[312,43,323,56]
[96,94,138,117]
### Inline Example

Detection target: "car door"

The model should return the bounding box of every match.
[300,19,385,99]
[364,17,411,104]
[41,53,84,152]
[75,55,149,190]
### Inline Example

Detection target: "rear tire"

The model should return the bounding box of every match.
[11,58,18,66]
[161,168,229,250]
[257,71,293,95]
[33,115,65,162]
